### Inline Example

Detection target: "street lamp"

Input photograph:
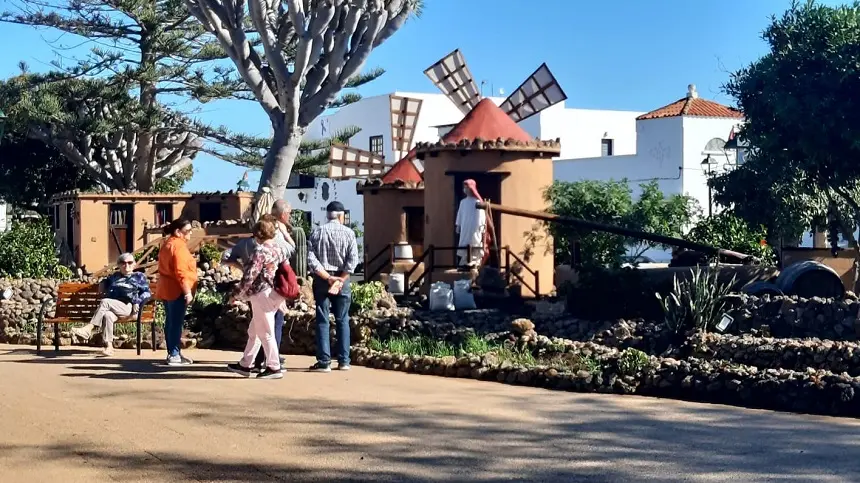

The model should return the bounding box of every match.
[701,155,716,217]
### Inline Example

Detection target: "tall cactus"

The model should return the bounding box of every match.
[291,226,308,279]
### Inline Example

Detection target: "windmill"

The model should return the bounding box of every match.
[424,49,568,125]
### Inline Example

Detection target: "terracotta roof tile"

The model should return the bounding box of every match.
[380,149,423,185]
[636,97,743,121]
[443,98,533,144]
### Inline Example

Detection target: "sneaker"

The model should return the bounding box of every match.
[179,355,194,365]
[257,367,284,379]
[166,355,183,366]
[101,347,114,357]
[72,327,92,341]
[337,362,351,371]
[227,363,253,377]
[308,362,331,373]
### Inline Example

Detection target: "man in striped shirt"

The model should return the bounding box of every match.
[307,201,359,373]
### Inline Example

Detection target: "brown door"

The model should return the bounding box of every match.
[108,204,134,263]
[452,173,503,267]
[404,206,425,260]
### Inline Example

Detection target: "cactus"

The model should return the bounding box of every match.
[291,225,308,279]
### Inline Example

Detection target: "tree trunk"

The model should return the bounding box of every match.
[257,124,306,199]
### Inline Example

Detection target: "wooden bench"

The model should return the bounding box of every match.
[37,282,158,355]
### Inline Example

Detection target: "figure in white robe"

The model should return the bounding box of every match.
[455,179,487,267]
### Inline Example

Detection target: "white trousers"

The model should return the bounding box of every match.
[239,288,285,370]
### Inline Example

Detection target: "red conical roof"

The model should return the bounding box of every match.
[380,148,423,185]
[443,98,533,144]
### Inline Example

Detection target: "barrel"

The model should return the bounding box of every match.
[773,261,845,299]
[741,281,784,297]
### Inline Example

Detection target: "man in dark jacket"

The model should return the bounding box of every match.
[71,253,151,356]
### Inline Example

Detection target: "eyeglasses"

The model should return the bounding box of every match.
[120,261,134,265]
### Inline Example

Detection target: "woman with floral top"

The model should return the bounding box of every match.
[227,215,289,379]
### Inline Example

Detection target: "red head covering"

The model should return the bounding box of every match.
[463,179,483,201]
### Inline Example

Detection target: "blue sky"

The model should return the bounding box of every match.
[0,0,836,192]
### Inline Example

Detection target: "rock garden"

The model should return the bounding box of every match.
[4,261,860,420]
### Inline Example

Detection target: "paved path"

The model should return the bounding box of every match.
[1,345,860,482]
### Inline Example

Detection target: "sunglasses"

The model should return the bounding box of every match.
[120,261,134,265]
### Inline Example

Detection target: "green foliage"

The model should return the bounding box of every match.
[135,245,160,264]
[0,220,67,278]
[714,0,860,246]
[152,166,194,194]
[0,133,97,210]
[368,334,455,358]
[617,348,649,376]
[193,289,224,309]
[197,242,223,266]
[545,180,699,267]
[545,352,602,373]
[686,212,776,265]
[656,268,736,334]
[290,210,312,235]
[350,281,385,314]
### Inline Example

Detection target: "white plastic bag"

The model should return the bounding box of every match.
[453,279,477,310]
[388,273,405,295]
[429,281,455,311]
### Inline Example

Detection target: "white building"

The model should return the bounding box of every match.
[290,85,744,262]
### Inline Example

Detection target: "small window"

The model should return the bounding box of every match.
[155,203,173,225]
[199,202,222,223]
[369,135,384,155]
[343,210,351,225]
[601,139,614,156]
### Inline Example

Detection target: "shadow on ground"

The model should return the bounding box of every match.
[3,348,860,481]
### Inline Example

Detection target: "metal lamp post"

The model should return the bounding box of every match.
[701,155,716,217]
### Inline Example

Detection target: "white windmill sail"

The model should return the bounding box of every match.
[389,95,423,160]
[328,144,386,179]
[424,49,481,116]
[499,63,568,123]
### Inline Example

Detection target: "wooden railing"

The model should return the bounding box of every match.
[502,246,540,296]
[364,244,393,282]
[404,245,434,295]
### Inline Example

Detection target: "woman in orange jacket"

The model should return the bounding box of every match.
[156,218,198,366]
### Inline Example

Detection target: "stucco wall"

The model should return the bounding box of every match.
[422,150,554,296]
[680,117,740,218]
[361,189,424,278]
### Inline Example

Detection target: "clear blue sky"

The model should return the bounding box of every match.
[0,0,837,192]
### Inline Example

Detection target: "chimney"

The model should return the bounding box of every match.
[687,84,698,99]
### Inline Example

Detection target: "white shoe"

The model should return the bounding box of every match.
[72,327,92,341]
[101,347,114,357]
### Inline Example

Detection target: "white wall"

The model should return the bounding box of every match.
[680,117,740,218]
[283,178,365,247]
[530,104,642,159]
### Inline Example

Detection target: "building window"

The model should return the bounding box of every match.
[343,210,351,225]
[155,203,173,226]
[601,139,614,156]
[199,202,222,223]
[369,135,383,155]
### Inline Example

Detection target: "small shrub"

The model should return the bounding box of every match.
[548,352,602,373]
[656,267,735,334]
[617,348,649,376]
[350,281,385,314]
[495,345,537,366]
[198,243,223,265]
[461,333,495,355]
[194,289,224,308]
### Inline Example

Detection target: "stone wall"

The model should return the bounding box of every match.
[726,294,860,340]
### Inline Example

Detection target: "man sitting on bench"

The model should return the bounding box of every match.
[72,253,152,356]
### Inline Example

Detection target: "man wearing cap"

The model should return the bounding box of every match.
[307,201,359,372]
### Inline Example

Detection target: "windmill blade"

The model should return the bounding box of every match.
[390,95,423,156]
[499,63,568,123]
[328,144,386,179]
[423,49,481,115]
[410,157,425,175]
